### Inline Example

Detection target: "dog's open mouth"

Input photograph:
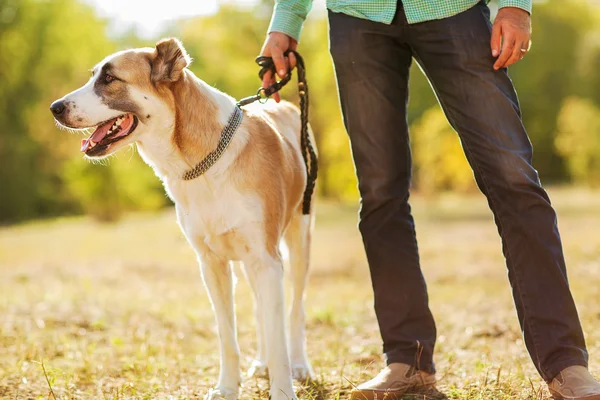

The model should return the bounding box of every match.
[81,113,138,155]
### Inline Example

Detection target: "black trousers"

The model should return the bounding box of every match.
[328,1,588,382]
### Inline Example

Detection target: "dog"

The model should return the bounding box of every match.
[50,38,317,400]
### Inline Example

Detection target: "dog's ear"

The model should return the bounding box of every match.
[151,38,191,83]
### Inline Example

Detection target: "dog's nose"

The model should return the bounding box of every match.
[50,100,66,116]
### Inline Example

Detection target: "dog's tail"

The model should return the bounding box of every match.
[295,53,318,215]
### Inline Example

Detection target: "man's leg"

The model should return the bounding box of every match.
[407,2,588,381]
[328,10,436,373]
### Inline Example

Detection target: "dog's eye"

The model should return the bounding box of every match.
[104,74,115,83]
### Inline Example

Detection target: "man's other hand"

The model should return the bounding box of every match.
[491,7,531,70]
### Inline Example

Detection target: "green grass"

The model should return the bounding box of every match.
[1,186,599,399]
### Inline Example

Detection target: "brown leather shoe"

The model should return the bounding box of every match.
[349,363,436,400]
[548,366,600,400]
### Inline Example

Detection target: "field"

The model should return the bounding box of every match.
[1,187,599,399]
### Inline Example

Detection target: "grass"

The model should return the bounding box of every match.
[1,186,600,399]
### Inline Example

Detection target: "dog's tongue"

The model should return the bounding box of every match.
[80,117,117,152]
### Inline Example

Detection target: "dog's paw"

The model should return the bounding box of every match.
[204,387,238,400]
[247,359,269,379]
[291,362,315,382]
[269,386,298,400]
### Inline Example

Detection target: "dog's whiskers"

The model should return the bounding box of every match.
[126,144,137,162]
[54,120,93,135]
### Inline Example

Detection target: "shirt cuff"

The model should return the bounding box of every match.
[267,8,306,42]
[498,0,532,15]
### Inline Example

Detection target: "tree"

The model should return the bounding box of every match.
[411,107,475,193]
[555,97,600,186]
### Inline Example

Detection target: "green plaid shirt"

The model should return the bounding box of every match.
[268,0,532,41]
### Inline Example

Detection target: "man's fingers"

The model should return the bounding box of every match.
[271,49,287,79]
[491,22,502,57]
[514,39,531,63]
[505,42,525,68]
[261,70,272,90]
[289,52,297,71]
[261,70,280,103]
[494,36,516,70]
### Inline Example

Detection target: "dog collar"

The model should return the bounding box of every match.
[182,105,243,180]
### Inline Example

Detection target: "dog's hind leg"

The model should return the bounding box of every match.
[284,212,315,382]
[245,266,269,379]
[198,253,241,400]
[243,252,296,400]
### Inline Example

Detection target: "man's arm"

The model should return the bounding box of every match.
[492,0,532,70]
[260,0,313,102]
[268,0,313,43]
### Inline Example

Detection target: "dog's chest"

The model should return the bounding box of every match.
[170,179,263,259]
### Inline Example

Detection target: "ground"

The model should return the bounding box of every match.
[1,187,599,399]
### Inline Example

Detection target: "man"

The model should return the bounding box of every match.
[260,1,600,399]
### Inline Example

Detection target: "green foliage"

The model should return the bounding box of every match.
[506,0,600,180]
[555,97,600,186]
[411,107,475,193]
[62,153,167,222]
[0,0,114,222]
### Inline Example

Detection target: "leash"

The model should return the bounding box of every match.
[237,51,318,215]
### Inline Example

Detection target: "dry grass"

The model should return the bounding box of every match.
[1,187,600,399]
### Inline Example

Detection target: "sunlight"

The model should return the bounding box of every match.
[86,0,258,37]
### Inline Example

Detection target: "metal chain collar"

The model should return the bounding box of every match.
[181,105,243,181]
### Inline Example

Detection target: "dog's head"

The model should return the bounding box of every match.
[50,38,191,159]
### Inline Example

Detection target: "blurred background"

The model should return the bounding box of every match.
[2,1,600,398]
[1,0,599,224]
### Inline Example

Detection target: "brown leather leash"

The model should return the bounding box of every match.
[237,51,318,215]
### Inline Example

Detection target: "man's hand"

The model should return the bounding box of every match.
[491,7,531,70]
[260,32,298,102]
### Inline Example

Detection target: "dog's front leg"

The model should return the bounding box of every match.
[199,256,241,400]
[244,254,296,400]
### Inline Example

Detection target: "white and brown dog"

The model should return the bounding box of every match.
[50,38,317,400]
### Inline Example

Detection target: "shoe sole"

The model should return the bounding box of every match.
[349,384,436,400]
[549,388,600,400]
